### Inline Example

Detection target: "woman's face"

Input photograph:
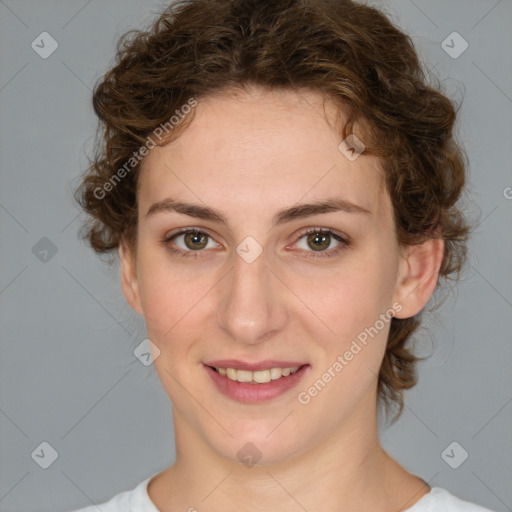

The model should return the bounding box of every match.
[120,87,432,466]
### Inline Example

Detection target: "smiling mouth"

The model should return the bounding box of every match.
[207,365,305,384]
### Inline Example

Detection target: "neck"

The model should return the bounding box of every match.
[148,394,430,512]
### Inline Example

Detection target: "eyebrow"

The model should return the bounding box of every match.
[145,196,371,228]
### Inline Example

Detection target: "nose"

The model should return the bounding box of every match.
[216,246,288,346]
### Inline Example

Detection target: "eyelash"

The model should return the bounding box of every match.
[162,227,351,260]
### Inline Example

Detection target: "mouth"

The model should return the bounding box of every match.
[203,360,310,403]
[208,364,302,383]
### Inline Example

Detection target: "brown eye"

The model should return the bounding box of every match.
[163,229,219,258]
[293,227,351,259]
[306,232,331,251]
[183,231,209,250]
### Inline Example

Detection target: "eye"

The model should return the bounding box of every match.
[163,228,220,258]
[291,227,350,259]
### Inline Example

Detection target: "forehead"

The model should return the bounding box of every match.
[138,87,388,219]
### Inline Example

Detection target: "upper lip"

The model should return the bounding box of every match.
[204,360,308,371]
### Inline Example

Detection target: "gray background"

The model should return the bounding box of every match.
[0,0,511,511]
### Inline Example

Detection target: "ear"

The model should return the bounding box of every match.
[119,240,143,315]
[392,236,444,319]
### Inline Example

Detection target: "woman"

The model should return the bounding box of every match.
[72,0,495,510]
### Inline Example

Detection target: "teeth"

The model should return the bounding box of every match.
[215,366,301,384]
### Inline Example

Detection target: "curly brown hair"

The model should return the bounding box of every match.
[75,0,469,424]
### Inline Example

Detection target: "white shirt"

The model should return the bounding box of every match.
[71,473,497,512]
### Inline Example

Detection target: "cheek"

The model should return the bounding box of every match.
[295,251,396,337]
[293,249,397,392]
[136,251,217,345]
[294,265,394,415]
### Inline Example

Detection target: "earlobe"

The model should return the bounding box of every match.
[393,237,444,319]
[119,241,143,315]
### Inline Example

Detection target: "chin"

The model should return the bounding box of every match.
[206,421,313,469]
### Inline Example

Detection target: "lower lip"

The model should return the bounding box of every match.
[204,364,309,403]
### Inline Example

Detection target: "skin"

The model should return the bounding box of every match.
[119,86,444,512]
